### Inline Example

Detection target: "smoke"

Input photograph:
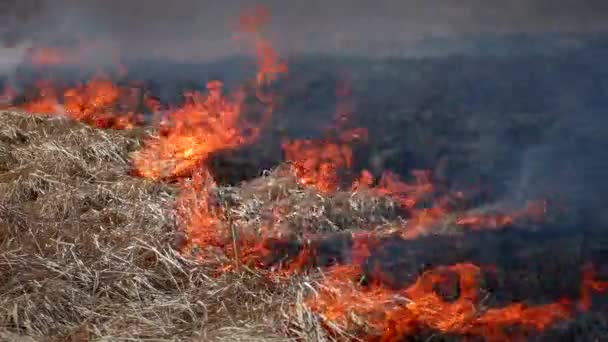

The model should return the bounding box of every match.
[3,0,608,63]
[0,42,29,72]
[513,111,608,227]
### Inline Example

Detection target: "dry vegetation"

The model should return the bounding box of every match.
[0,110,335,341]
[4,110,595,342]
[0,110,414,341]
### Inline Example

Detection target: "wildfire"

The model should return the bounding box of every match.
[131,81,252,180]
[456,200,547,231]
[18,76,143,129]
[5,7,604,341]
[282,78,367,193]
[306,262,607,341]
[282,137,357,193]
[131,7,285,181]
[176,170,225,253]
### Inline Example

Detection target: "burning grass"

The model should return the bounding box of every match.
[0,110,325,341]
[1,105,607,341]
[1,8,606,337]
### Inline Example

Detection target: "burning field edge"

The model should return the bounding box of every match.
[1,8,608,341]
[1,109,607,342]
[0,110,327,341]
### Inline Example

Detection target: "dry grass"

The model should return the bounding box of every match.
[1,110,521,341]
[0,111,337,342]
[217,166,401,240]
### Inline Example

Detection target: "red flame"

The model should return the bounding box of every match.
[18,76,143,129]
[306,263,607,341]
[132,7,285,181]
[7,8,601,341]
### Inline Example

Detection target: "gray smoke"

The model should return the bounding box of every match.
[2,0,608,62]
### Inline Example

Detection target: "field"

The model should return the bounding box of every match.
[0,105,606,341]
[2,34,608,341]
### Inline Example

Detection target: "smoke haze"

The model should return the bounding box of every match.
[3,0,608,61]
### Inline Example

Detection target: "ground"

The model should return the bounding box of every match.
[0,106,606,341]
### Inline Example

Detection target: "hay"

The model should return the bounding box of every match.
[0,110,331,341]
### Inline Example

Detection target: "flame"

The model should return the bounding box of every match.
[456,200,547,231]
[131,81,254,180]
[18,76,143,129]
[236,6,287,85]
[282,78,367,193]
[25,39,123,68]
[282,138,355,193]
[579,263,608,311]
[177,170,225,251]
[20,80,64,114]
[282,126,369,194]
[9,8,597,341]
[373,170,434,209]
[306,262,607,340]
[131,7,283,181]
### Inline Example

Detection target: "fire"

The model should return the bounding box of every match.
[579,263,608,311]
[282,137,356,193]
[5,37,137,128]
[18,76,143,129]
[236,6,287,85]
[177,170,225,252]
[20,79,63,114]
[373,170,434,209]
[306,262,607,341]
[282,78,367,193]
[25,39,123,68]
[131,81,253,180]
[456,200,547,231]
[131,7,285,181]
[7,8,601,341]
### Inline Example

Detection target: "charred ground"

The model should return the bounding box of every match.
[1,42,608,340]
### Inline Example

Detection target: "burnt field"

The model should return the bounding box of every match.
[1,34,608,341]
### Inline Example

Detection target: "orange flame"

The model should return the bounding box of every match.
[177,170,225,251]
[25,39,123,68]
[132,7,283,181]
[236,6,288,85]
[456,200,547,231]
[282,138,355,193]
[18,76,143,129]
[579,263,608,311]
[131,81,253,180]
[282,78,367,193]
[307,262,607,340]
[20,80,64,114]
